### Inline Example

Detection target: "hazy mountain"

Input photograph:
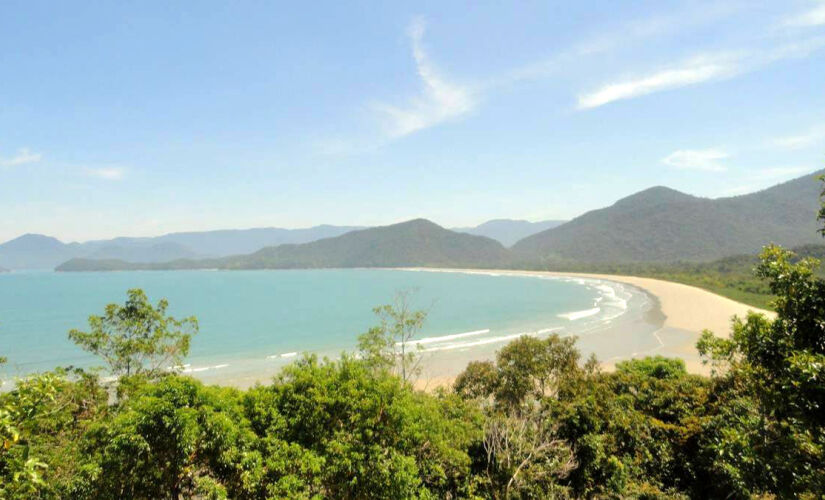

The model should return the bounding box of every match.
[513,170,825,263]
[128,225,365,257]
[57,219,512,271]
[452,219,566,247]
[0,234,81,270]
[0,225,363,270]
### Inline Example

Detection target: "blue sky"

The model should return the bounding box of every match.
[1,1,824,243]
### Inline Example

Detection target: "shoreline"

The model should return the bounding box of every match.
[404,268,775,389]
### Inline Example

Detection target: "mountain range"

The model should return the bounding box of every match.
[57,219,512,271]
[12,169,825,271]
[513,170,825,262]
[0,219,557,270]
[0,225,363,270]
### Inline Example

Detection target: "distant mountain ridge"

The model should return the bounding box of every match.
[513,170,825,262]
[452,219,566,247]
[57,219,512,271]
[0,218,556,270]
[0,225,363,270]
[18,169,825,271]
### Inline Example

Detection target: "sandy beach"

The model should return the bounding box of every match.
[409,268,775,390]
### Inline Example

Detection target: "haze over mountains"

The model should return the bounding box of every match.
[0,225,363,270]
[0,220,553,270]
[9,170,825,272]
[58,219,512,271]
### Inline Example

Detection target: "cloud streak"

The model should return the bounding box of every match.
[0,148,42,166]
[579,54,740,109]
[578,36,825,109]
[783,1,825,27]
[373,18,475,138]
[662,149,729,171]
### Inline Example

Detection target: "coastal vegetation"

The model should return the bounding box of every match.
[4,213,825,497]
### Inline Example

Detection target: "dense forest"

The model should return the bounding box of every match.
[2,185,824,499]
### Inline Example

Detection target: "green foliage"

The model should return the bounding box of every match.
[615,356,686,379]
[250,355,482,499]
[454,361,499,400]
[68,288,198,380]
[357,290,427,382]
[494,335,579,410]
[697,243,825,495]
[77,376,253,499]
[1,368,107,499]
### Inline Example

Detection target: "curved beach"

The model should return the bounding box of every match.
[409,268,775,390]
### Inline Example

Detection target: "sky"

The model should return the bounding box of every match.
[1,0,824,243]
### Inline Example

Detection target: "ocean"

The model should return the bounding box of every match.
[0,269,663,385]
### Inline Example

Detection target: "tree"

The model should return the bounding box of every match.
[79,376,254,500]
[357,290,427,383]
[454,360,499,400]
[695,175,825,495]
[68,289,198,380]
[248,354,481,499]
[494,335,579,411]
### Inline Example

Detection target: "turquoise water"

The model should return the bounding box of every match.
[0,269,651,382]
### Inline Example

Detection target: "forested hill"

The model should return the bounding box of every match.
[57,219,512,271]
[512,170,825,262]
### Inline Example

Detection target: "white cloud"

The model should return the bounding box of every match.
[373,17,475,138]
[0,147,42,166]
[578,36,825,109]
[578,53,741,109]
[783,1,825,27]
[662,149,729,171]
[84,167,126,180]
[771,126,825,149]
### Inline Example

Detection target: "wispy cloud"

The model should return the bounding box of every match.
[84,167,126,180]
[579,53,740,109]
[783,0,825,27]
[372,17,475,138]
[662,148,729,171]
[771,125,825,149]
[578,36,825,109]
[0,147,42,166]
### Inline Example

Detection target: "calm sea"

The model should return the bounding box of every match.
[0,269,655,382]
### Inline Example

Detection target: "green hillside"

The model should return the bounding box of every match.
[513,170,824,263]
[57,219,512,271]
